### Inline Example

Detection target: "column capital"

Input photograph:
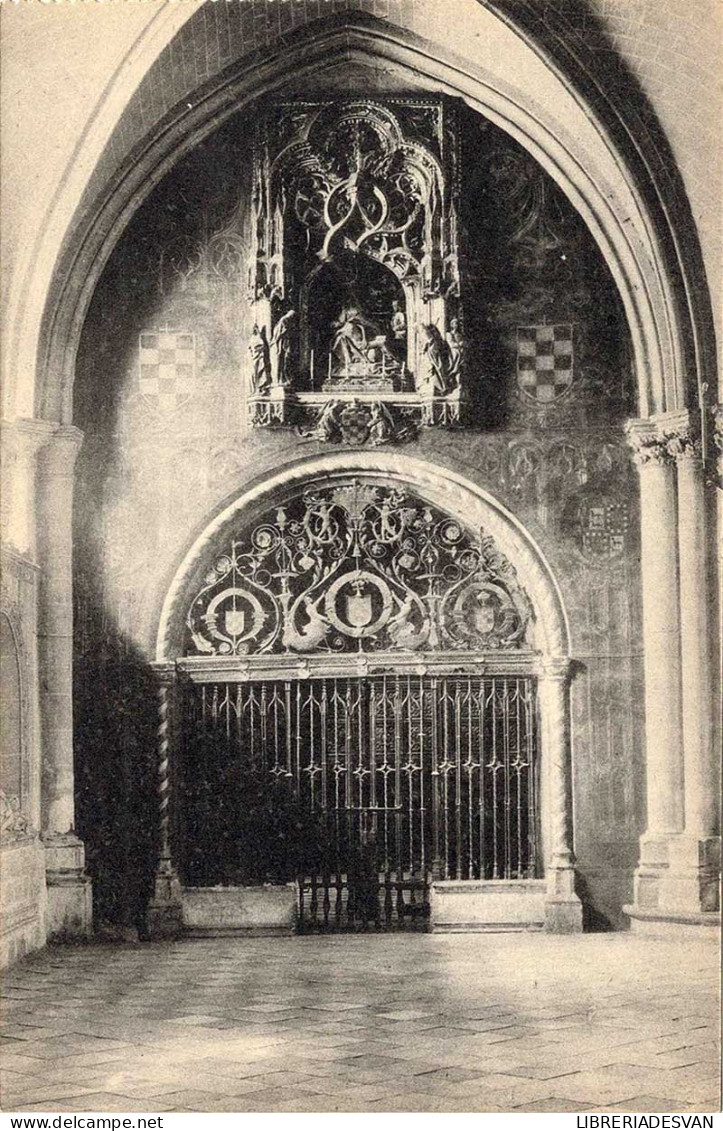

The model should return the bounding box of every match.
[151,662,177,686]
[37,425,84,478]
[665,426,702,463]
[539,656,572,683]
[625,420,674,467]
[2,418,59,461]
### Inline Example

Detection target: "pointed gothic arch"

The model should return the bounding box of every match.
[4,9,713,424]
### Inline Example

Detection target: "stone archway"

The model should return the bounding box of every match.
[149,454,580,935]
[6,9,714,424]
[2,3,716,944]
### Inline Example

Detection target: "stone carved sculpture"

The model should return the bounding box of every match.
[445,317,464,387]
[0,791,29,839]
[247,324,271,393]
[270,309,296,386]
[244,97,465,431]
[420,324,451,395]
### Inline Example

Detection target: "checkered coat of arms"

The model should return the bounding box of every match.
[138,331,196,411]
[517,324,573,402]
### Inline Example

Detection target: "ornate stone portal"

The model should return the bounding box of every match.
[245,98,465,435]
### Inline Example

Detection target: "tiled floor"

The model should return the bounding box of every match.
[1,932,720,1113]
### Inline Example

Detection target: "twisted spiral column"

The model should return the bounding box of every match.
[148,666,182,937]
[157,683,172,870]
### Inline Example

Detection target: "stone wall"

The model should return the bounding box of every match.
[1,549,47,967]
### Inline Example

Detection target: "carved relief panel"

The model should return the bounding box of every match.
[245,97,465,433]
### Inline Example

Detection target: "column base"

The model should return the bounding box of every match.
[43,833,93,939]
[623,905,720,939]
[630,832,673,911]
[632,833,720,914]
[663,835,720,913]
[544,866,583,933]
[147,867,183,939]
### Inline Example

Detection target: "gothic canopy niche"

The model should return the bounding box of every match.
[182,482,533,667]
[245,97,465,437]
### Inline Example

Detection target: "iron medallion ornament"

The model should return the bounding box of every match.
[517,324,573,402]
[185,484,530,657]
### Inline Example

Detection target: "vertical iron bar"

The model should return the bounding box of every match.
[407,675,414,884]
[320,680,328,810]
[431,676,440,878]
[516,679,523,878]
[284,681,292,777]
[478,680,486,880]
[394,676,404,922]
[491,678,499,879]
[503,677,511,879]
[295,681,301,791]
[455,679,462,880]
[442,679,450,880]
[467,681,474,880]
[419,678,426,878]
[527,679,537,878]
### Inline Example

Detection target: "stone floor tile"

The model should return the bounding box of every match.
[19,1094,174,1113]
[600,1095,704,1113]
[513,1097,596,1112]
[2,932,719,1115]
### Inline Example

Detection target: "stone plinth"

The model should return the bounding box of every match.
[182,885,298,935]
[0,837,47,968]
[430,880,546,932]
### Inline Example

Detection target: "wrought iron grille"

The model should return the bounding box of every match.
[184,483,530,658]
[181,673,538,930]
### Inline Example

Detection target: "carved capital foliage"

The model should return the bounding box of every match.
[664,425,702,462]
[625,424,673,468]
[713,405,723,457]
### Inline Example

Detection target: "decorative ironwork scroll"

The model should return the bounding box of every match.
[184,484,530,657]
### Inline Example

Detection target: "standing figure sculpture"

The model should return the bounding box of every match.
[419,323,451,396]
[368,401,394,446]
[248,323,271,394]
[271,309,296,386]
[445,317,464,389]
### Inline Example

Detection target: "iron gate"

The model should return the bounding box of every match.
[181,673,539,931]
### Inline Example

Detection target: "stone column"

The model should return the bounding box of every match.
[147,665,183,938]
[625,422,685,913]
[36,424,92,937]
[664,418,720,911]
[539,657,582,932]
[1,419,58,558]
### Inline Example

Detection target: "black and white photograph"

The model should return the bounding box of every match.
[0,0,720,1120]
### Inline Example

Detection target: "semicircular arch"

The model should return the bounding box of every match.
[155,452,570,664]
